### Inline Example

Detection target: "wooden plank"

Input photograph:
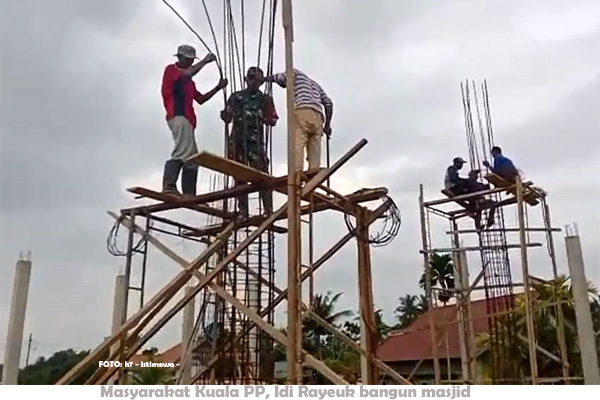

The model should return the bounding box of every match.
[186,151,276,184]
[484,173,540,206]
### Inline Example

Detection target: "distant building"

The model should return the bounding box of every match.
[377,297,497,384]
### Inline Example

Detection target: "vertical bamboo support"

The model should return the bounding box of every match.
[516,176,539,384]
[419,184,441,384]
[357,208,377,384]
[542,200,570,382]
[309,193,315,305]
[282,0,302,384]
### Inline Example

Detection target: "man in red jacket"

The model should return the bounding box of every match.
[161,44,228,197]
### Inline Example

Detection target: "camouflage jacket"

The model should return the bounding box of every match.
[226,89,278,147]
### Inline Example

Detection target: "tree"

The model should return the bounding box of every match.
[18,348,103,385]
[476,275,599,380]
[395,295,420,328]
[419,253,455,305]
[303,292,352,359]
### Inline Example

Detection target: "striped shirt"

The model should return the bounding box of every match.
[272,69,333,115]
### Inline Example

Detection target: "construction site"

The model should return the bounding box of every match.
[1,0,598,387]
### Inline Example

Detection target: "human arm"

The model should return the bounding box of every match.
[181,54,217,78]
[447,166,465,185]
[320,87,333,136]
[195,78,228,105]
[264,95,279,126]
[264,72,286,88]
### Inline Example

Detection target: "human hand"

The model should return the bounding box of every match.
[483,160,490,168]
[218,78,229,89]
[220,110,231,123]
[203,53,217,64]
[323,125,332,137]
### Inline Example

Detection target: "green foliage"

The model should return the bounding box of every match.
[419,253,455,305]
[18,349,101,385]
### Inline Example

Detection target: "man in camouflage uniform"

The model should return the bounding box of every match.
[221,66,278,215]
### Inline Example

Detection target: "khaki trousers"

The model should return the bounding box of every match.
[294,108,324,171]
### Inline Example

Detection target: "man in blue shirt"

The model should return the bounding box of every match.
[483,146,519,183]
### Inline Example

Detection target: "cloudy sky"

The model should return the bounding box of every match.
[1,0,599,364]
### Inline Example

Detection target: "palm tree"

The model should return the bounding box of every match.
[127,348,174,385]
[417,294,429,313]
[395,295,420,328]
[419,253,455,305]
[476,275,599,380]
[303,292,352,359]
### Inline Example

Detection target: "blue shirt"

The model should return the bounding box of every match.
[492,154,518,176]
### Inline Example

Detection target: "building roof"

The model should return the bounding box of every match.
[377,296,513,362]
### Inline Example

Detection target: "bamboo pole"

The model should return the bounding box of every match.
[516,175,539,384]
[419,184,441,383]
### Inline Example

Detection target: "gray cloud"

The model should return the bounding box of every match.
[1,0,599,364]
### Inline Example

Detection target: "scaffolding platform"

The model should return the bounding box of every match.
[484,173,541,206]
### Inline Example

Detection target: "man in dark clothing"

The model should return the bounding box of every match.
[161,44,228,197]
[468,169,496,228]
[444,157,471,195]
[483,146,519,183]
[220,66,278,215]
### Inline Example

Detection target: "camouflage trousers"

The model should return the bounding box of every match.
[227,135,272,215]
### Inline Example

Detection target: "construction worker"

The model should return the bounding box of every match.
[444,157,471,195]
[483,146,519,183]
[220,66,278,215]
[264,69,333,171]
[161,44,228,197]
[468,169,496,228]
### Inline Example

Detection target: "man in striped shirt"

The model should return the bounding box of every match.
[265,69,333,171]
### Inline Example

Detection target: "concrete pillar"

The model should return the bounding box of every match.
[109,275,127,384]
[2,258,33,385]
[181,286,195,384]
[565,234,600,385]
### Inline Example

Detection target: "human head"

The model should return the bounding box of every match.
[491,146,502,157]
[468,169,481,180]
[245,66,264,89]
[174,44,197,68]
[453,156,467,170]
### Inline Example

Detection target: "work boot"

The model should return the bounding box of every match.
[162,159,183,196]
[181,165,198,197]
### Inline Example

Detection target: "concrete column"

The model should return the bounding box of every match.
[181,286,195,384]
[109,275,127,384]
[2,259,33,385]
[565,234,600,385]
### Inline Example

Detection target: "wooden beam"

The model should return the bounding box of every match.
[420,243,542,253]
[55,219,236,385]
[126,187,236,219]
[184,186,385,237]
[484,173,540,206]
[99,212,348,385]
[189,200,392,384]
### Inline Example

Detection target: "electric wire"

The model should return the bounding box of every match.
[343,195,402,247]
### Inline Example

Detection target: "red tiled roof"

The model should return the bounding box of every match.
[377,296,515,362]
